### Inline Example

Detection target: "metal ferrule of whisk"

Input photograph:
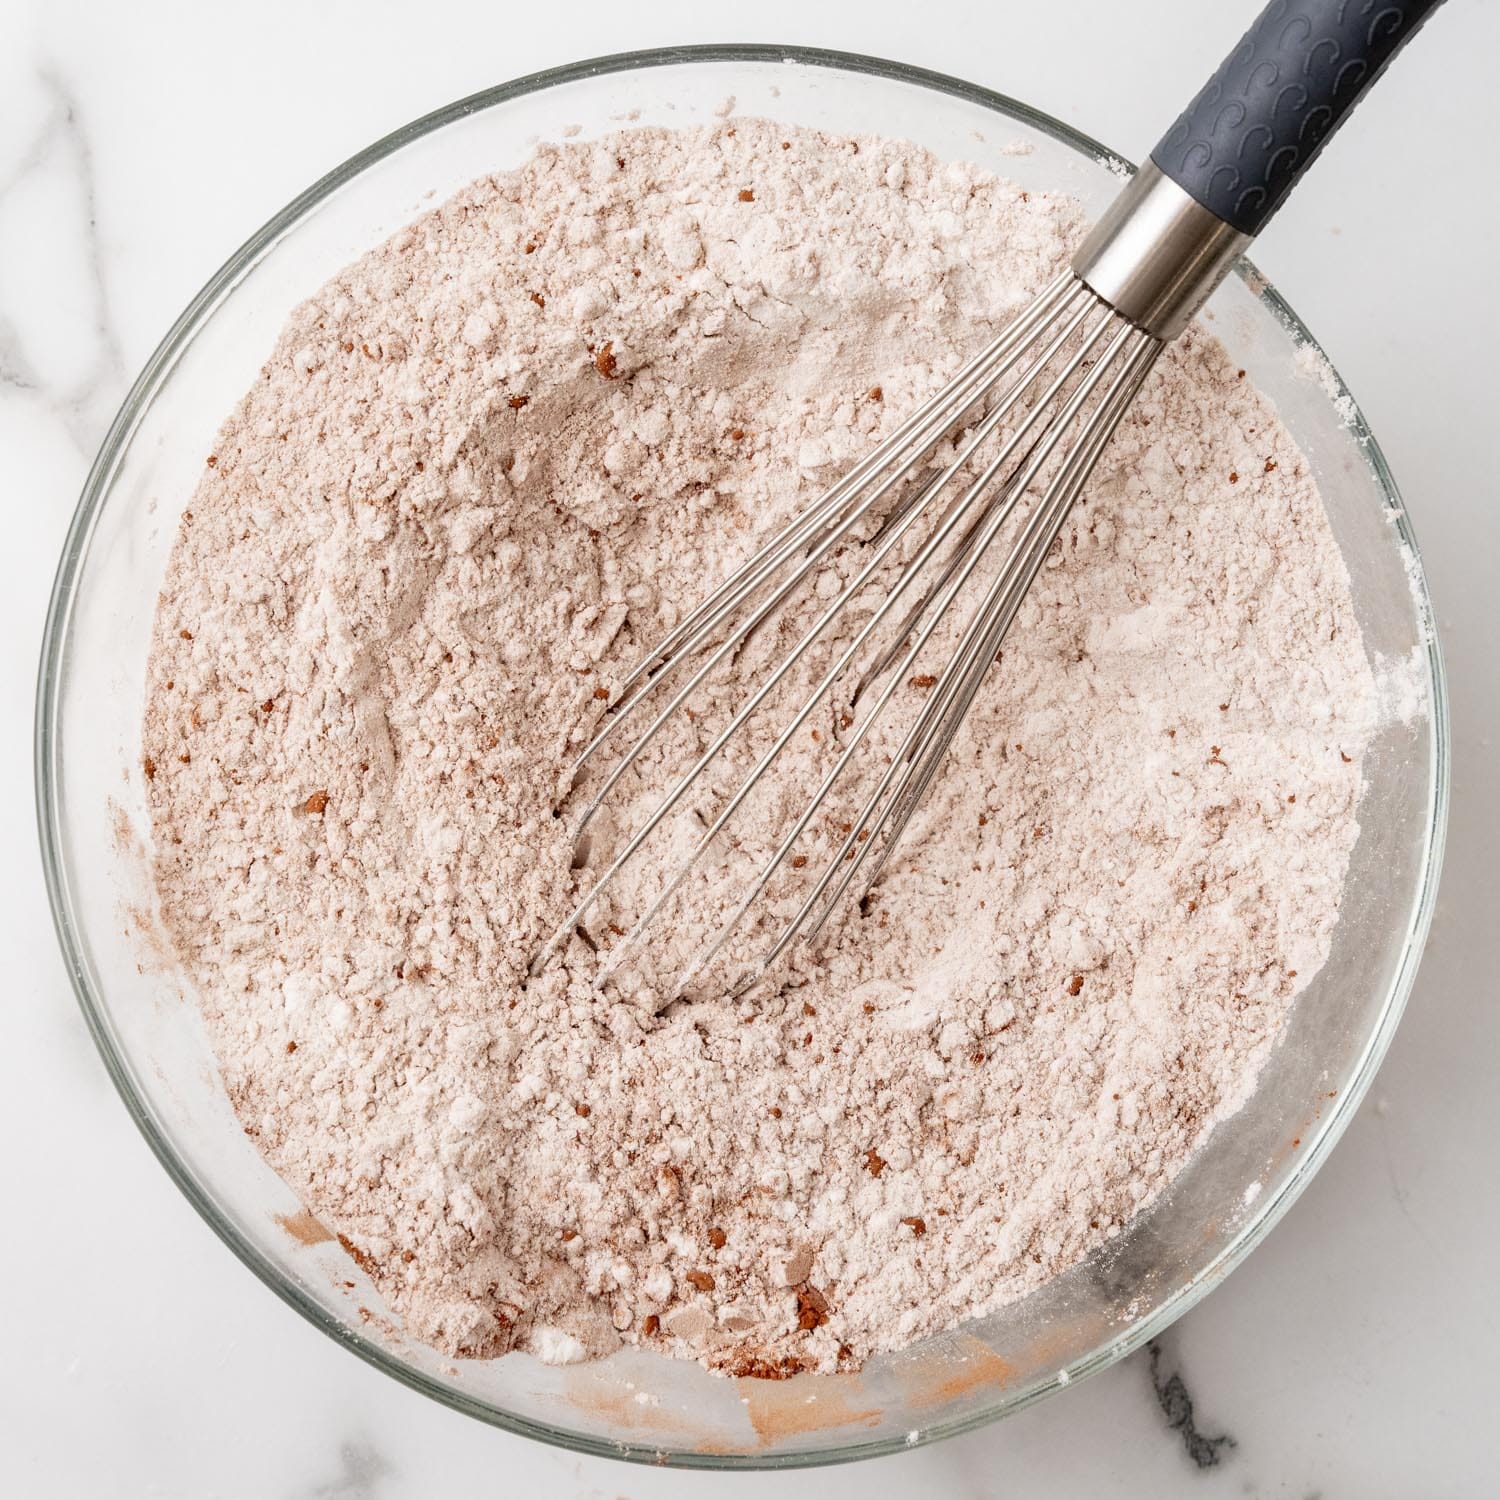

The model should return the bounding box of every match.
[531,0,1442,994]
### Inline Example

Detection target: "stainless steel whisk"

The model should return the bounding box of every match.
[534,0,1441,993]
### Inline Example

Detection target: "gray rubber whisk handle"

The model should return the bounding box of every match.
[1075,0,1446,337]
[1153,0,1445,236]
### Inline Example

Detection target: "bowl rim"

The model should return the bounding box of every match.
[34,42,1450,1471]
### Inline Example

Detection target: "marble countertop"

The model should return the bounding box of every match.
[5,0,1497,1494]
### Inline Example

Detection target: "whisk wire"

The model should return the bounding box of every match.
[534,275,1163,992]
[592,294,1115,979]
[531,279,1103,975]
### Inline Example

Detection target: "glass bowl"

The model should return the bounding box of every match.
[35,46,1447,1469]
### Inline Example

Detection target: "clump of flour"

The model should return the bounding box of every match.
[144,120,1377,1373]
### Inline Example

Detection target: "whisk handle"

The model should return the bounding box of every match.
[1152,0,1444,237]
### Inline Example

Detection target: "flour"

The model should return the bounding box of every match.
[143,120,1377,1374]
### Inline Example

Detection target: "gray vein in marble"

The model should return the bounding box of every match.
[1147,1338,1236,1471]
[304,1437,394,1499]
[1370,1096,1443,1261]
[0,312,42,392]
[0,66,125,452]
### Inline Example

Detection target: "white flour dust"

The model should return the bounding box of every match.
[144,120,1377,1374]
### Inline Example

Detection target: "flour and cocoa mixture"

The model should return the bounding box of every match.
[143,120,1377,1374]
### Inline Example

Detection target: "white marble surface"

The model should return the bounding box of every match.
[5,0,1497,1494]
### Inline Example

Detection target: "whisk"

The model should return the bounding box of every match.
[534,0,1442,993]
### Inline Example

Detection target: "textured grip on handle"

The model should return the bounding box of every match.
[1152,0,1443,236]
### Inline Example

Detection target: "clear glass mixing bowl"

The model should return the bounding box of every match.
[35,47,1447,1469]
